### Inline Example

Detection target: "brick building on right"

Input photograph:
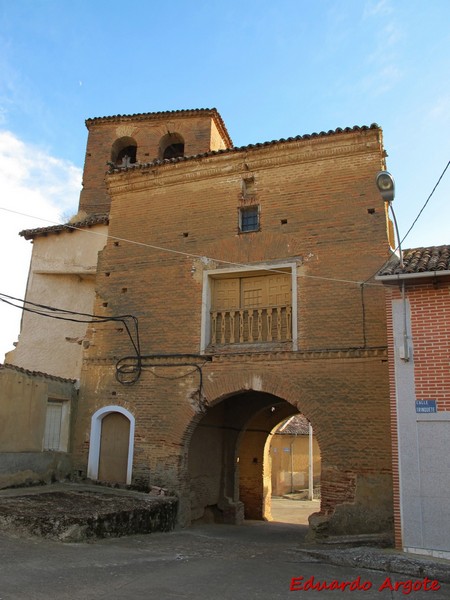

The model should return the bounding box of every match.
[378,245,450,558]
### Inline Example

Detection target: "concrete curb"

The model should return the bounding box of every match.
[299,547,450,584]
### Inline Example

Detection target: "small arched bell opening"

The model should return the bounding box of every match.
[111,136,137,167]
[159,132,185,160]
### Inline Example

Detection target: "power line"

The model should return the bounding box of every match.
[363,160,450,285]
[0,292,141,377]
[2,160,448,292]
[399,160,450,247]
[0,205,382,288]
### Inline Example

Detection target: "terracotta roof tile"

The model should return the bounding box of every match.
[276,414,310,435]
[107,123,380,174]
[19,214,109,240]
[379,245,450,276]
[0,363,76,383]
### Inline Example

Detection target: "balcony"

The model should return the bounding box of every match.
[210,305,292,346]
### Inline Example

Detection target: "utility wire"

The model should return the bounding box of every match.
[5,162,446,372]
[0,292,141,380]
[363,160,450,285]
[399,160,450,247]
[2,160,448,291]
[0,205,382,288]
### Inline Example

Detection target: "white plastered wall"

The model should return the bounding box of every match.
[6,225,108,379]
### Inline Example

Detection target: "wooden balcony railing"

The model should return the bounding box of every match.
[210,305,292,346]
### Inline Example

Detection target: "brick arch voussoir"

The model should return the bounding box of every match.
[202,368,300,413]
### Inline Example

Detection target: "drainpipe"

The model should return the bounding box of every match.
[308,423,314,501]
[290,440,294,494]
[401,280,410,362]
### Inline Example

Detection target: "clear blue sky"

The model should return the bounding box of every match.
[0,0,449,357]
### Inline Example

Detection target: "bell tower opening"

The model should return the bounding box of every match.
[160,132,185,160]
[111,136,137,167]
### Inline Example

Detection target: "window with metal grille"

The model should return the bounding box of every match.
[239,206,259,232]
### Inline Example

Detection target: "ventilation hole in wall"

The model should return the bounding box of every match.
[102,302,108,307]
[367,208,376,214]
[111,391,117,396]
[144,152,149,156]
[252,457,258,464]
[281,219,288,225]
[105,272,110,277]
[116,328,124,332]
[121,287,128,293]
[183,232,189,238]
[114,241,119,247]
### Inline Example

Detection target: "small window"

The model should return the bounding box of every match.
[43,400,70,452]
[239,206,259,232]
[44,402,63,451]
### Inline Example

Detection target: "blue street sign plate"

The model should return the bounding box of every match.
[415,400,437,413]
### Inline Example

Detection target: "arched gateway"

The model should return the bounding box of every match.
[181,364,393,539]
[186,390,309,525]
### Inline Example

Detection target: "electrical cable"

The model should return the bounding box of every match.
[4,161,446,381]
[0,205,382,287]
[398,160,450,247]
[357,160,450,347]
[363,160,450,285]
[115,355,212,390]
[2,160,448,311]
[0,292,212,389]
[0,291,141,383]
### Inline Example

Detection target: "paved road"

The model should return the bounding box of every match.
[271,497,320,524]
[1,518,449,600]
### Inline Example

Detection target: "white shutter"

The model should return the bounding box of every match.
[44,402,63,450]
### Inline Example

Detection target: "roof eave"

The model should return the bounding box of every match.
[376,270,450,284]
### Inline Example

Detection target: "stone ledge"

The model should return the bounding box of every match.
[0,487,178,542]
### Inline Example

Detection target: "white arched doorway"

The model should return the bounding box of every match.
[87,406,135,485]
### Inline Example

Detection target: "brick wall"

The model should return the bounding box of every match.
[386,279,450,547]
[79,111,230,215]
[409,283,450,408]
[73,122,394,535]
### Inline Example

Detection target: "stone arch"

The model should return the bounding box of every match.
[111,136,137,166]
[183,375,320,525]
[159,132,185,160]
[87,405,135,485]
[179,369,328,530]
[180,372,304,453]
[198,369,329,456]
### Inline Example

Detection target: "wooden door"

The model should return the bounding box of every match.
[212,277,240,309]
[98,412,130,483]
[267,274,291,306]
